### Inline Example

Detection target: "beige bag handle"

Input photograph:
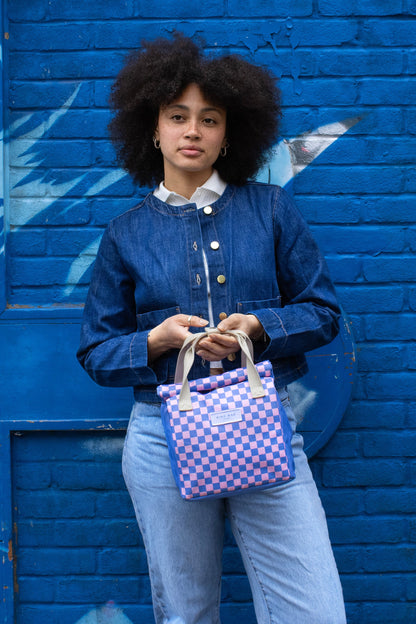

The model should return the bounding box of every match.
[175,328,265,411]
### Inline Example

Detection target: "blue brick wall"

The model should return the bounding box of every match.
[2,1,416,623]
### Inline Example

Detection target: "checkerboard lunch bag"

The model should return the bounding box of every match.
[157,328,295,501]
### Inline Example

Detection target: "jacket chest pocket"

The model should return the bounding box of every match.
[136,305,182,332]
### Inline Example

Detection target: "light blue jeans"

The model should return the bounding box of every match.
[122,389,346,624]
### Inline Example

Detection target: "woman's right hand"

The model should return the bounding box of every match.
[147,314,209,363]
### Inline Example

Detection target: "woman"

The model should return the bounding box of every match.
[77,34,346,624]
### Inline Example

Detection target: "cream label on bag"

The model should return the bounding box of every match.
[210,408,243,426]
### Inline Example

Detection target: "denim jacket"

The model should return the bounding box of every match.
[77,182,340,402]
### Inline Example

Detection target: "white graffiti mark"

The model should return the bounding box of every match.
[74,601,133,624]
[63,236,102,297]
[257,116,361,187]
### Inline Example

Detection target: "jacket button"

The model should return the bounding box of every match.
[227,353,236,362]
[219,312,227,320]
[217,275,226,284]
[203,206,213,215]
[210,241,220,250]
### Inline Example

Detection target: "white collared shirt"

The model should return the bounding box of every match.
[153,169,227,209]
[154,170,227,368]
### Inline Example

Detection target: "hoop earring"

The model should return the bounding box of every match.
[220,141,229,157]
[153,137,160,149]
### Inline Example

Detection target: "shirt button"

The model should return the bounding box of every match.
[219,312,227,320]
[217,275,226,284]
[210,241,220,250]
[203,206,213,215]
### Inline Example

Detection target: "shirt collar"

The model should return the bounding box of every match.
[153,170,227,209]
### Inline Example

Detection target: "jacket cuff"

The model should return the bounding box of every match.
[129,331,168,386]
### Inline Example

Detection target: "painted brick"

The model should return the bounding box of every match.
[16,605,154,624]
[360,78,416,105]
[404,167,416,192]
[9,81,93,109]
[252,48,314,77]
[279,77,359,106]
[363,195,416,223]
[17,519,141,547]
[342,574,404,601]
[322,460,406,487]
[92,141,118,167]
[408,344,416,369]
[298,197,361,224]
[89,198,140,225]
[361,18,416,46]
[14,462,51,489]
[325,257,362,283]
[365,489,416,515]
[9,23,94,51]
[328,516,407,544]
[10,198,90,226]
[407,109,416,135]
[8,0,47,20]
[363,257,416,282]
[367,372,416,400]
[18,548,96,575]
[317,432,360,458]
[347,314,365,343]
[97,548,148,575]
[408,228,416,252]
[9,110,112,140]
[45,0,133,20]
[311,225,405,254]
[357,344,407,372]
[13,431,124,461]
[114,18,359,49]
[319,489,363,516]
[317,50,403,76]
[318,0,403,16]
[363,431,416,457]
[7,229,46,256]
[10,139,93,168]
[16,491,95,518]
[222,547,246,574]
[134,0,225,18]
[332,546,362,573]
[408,575,416,600]
[228,0,313,17]
[365,314,416,341]
[221,575,252,601]
[10,51,127,80]
[95,492,135,518]
[51,462,125,490]
[361,603,416,624]
[336,286,404,313]
[294,165,404,195]
[19,577,56,602]
[8,285,90,304]
[409,403,416,428]
[55,577,148,603]
[10,258,86,286]
[46,229,100,256]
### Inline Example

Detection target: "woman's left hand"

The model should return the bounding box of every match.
[195,314,264,361]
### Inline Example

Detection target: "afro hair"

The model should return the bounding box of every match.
[109,33,281,187]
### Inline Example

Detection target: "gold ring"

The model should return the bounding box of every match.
[187,315,192,325]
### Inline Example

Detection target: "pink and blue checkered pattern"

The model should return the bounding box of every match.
[157,361,295,500]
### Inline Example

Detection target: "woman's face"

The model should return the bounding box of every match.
[155,83,227,187]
